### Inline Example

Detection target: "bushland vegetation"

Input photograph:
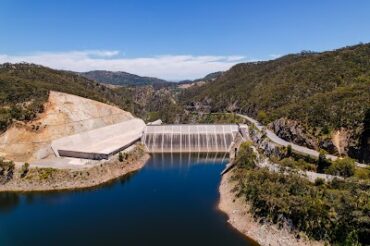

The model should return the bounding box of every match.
[0,63,139,132]
[233,143,370,245]
[181,43,370,160]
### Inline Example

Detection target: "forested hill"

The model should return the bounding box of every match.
[181,43,370,161]
[0,63,182,132]
[0,63,138,132]
[79,70,174,88]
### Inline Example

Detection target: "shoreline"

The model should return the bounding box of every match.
[0,151,150,192]
[218,170,323,246]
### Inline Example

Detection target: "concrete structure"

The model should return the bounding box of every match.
[147,119,163,125]
[142,124,241,153]
[51,118,145,160]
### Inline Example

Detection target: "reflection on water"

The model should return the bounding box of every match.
[149,152,229,169]
[0,153,255,246]
[0,193,19,213]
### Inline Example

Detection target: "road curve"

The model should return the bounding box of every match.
[237,114,368,168]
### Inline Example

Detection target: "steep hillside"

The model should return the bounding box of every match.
[0,91,134,162]
[80,70,174,88]
[181,43,370,162]
[0,63,138,132]
[113,85,183,123]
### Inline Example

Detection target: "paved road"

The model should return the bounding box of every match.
[237,114,368,168]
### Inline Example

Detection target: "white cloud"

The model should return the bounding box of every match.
[269,54,282,59]
[0,50,250,80]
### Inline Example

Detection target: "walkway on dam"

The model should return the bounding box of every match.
[237,113,367,168]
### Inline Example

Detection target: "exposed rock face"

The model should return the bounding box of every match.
[319,139,337,154]
[330,128,350,155]
[0,91,135,162]
[249,127,283,158]
[268,118,318,150]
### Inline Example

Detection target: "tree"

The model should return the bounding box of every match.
[314,178,325,186]
[317,150,331,173]
[118,152,124,162]
[20,162,29,178]
[257,110,267,123]
[287,144,292,157]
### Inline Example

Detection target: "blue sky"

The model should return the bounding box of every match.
[0,0,369,80]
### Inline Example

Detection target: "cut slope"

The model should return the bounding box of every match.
[0,91,134,162]
[0,63,137,132]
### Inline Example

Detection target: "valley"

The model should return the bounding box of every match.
[0,42,369,246]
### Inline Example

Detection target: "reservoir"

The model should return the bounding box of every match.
[0,153,255,245]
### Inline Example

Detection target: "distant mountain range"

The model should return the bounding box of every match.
[80,70,223,89]
[79,70,175,88]
[178,71,223,85]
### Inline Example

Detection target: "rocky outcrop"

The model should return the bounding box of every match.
[318,139,337,154]
[249,126,283,158]
[268,118,318,150]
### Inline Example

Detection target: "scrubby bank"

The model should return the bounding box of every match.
[232,143,370,245]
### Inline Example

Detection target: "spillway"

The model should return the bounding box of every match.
[142,124,240,153]
[51,118,146,160]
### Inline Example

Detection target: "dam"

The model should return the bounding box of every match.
[142,124,242,153]
[51,121,245,159]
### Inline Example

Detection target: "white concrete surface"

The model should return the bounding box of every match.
[147,119,163,125]
[51,118,145,159]
[142,124,240,153]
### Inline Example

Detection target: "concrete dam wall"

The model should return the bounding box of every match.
[142,124,240,153]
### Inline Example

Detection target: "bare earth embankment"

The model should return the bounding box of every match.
[0,91,134,162]
[218,170,323,246]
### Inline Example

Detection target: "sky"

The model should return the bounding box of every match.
[0,0,369,80]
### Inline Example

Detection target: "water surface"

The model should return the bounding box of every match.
[0,153,255,245]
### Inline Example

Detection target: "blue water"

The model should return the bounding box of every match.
[0,153,255,245]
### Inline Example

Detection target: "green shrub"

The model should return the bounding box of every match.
[314,178,325,186]
[286,144,292,157]
[257,110,267,123]
[279,157,296,168]
[20,162,30,178]
[235,141,256,168]
[326,157,355,177]
[37,168,56,180]
[354,167,370,180]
